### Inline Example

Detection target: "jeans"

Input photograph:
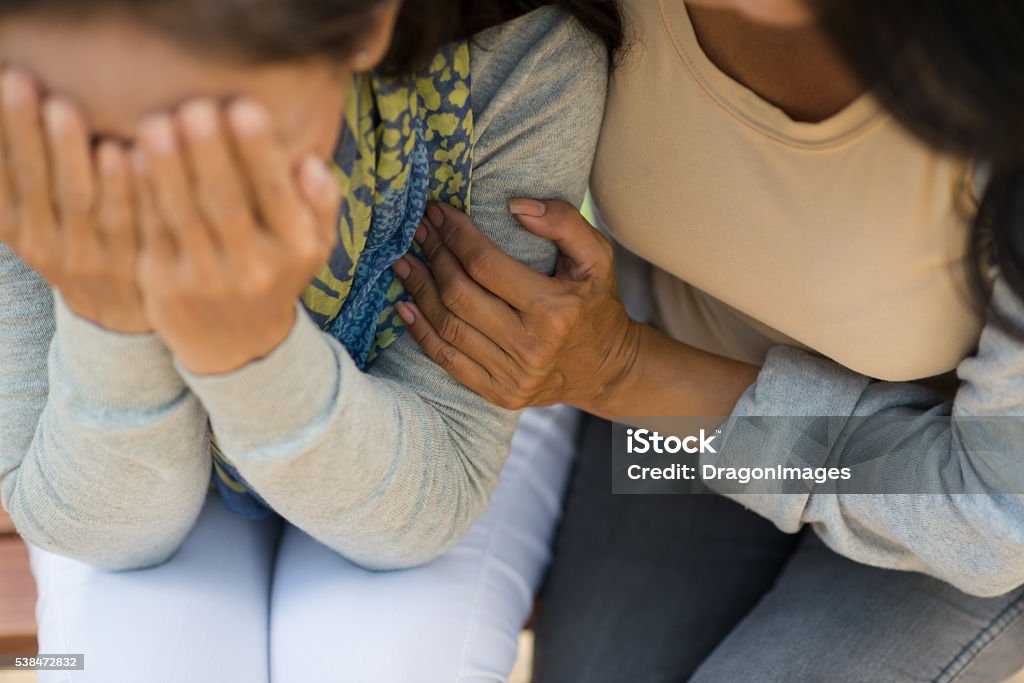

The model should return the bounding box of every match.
[534,414,1024,683]
[29,405,580,683]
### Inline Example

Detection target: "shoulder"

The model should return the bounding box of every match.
[469,6,609,136]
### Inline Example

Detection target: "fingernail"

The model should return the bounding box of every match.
[180,99,218,139]
[42,98,71,137]
[396,301,416,325]
[2,69,32,109]
[391,255,411,279]
[139,115,176,155]
[229,98,269,136]
[425,203,445,228]
[415,222,428,245]
[301,155,330,192]
[508,199,547,217]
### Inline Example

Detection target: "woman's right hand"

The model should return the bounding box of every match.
[0,68,150,334]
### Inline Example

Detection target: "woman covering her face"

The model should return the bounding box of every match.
[0,0,623,680]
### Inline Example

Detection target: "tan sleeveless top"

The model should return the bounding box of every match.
[591,0,983,382]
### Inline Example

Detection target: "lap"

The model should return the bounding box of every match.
[535,414,1024,683]
[692,532,1024,683]
[534,414,801,683]
[270,404,580,683]
[28,491,283,683]
[28,405,580,683]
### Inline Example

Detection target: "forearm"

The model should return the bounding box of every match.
[182,313,513,569]
[2,285,212,570]
[711,278,1024,595]
[582,321,760,420]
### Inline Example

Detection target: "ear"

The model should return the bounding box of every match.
[352,0,402,72]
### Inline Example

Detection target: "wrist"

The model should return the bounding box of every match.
[60,291,153,335]
[174,306,297,376]
[578,316,645,418]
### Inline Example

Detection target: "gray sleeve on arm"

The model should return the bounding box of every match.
[179,7,608,570]
[0,245,212,570]
[721,277,1024,597]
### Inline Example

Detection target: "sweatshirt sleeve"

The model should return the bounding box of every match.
[177,7,608,570]
[0,245,212,570]
[718,276,1024,597]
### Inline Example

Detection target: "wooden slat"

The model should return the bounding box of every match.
[0,510,15,537]
[0,537,36,652]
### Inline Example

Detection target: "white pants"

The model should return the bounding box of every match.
[28,405,580,683]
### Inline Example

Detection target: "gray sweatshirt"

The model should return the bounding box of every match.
[0,7,607,571]
[719,276,1024,597]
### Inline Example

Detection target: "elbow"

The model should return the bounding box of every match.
[11,512,184,572]
[83,547,179,573]
[26,533,181,572]
[321,496,489,572]
[943,554,1024,598]
[336,526,466,572]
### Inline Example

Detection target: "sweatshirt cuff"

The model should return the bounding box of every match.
[178,304,340,451]
[713,346,872,531]
[732,346,870,419]
[53,291,185,411]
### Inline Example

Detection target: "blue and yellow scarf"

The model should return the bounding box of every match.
[212,42,474,519]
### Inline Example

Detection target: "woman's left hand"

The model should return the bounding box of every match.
[390,199,642,412]
[133,99,340,376]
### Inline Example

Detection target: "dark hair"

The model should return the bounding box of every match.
[0,0,623,72]
[811,0,1024,331]
[389,0,624,72]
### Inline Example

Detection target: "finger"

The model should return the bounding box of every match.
[507,199,612,278]
[296,154,341,254]
[132,149,176,270]
[96,141,135,260]
[395,301,498,397]
[136,113,216,257]
[43,96,95,255]
[225,99,311,243]
[412,218,522,340]
[177,99,257,251]
[423,202,549,310]
[393,251,512,371]
[2,69,58,247]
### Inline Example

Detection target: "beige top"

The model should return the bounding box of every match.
[592,0,982,382]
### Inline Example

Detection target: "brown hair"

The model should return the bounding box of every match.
[0,0,623,72]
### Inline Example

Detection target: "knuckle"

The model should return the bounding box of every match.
[244,262,276,293]
[499,391,528,411]
[436,345,459,371]
[463,247,496,282]
[437,314,464,345]
[294,234,327,270]
[439,278,468,312]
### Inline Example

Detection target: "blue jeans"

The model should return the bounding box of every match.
[534,415,1024,682]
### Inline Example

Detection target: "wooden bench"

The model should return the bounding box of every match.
[0,508,37,655]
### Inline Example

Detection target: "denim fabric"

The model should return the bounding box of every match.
[535,415,1024,683]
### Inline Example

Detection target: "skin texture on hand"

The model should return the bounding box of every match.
[132,99,341,376]
[392,200,761,419]
[0,8,399,373]
[0,65,341,373]
[0,68,150,334]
